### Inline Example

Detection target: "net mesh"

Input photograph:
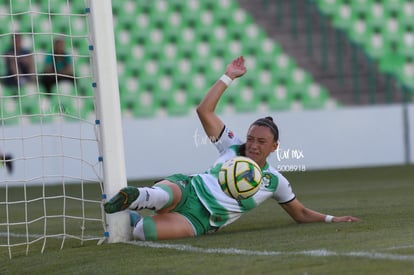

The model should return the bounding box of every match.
[0,0,106,258]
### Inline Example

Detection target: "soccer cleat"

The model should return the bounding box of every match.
[104,186,140,214]
[129,211,141,227]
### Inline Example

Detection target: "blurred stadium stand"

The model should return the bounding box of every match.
[239,0,412,105]
[1,0,413,125]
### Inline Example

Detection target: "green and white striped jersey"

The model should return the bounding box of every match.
[190,126,296,229]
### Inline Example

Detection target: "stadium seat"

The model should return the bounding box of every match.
[347,14,369,45]
[301,84,330,109]
[0,0,343,122]
[314,0,342,16]
[166,88,193,116]
[379,51,404,75]
[396,59,414,90]
[331,2,353,30]
[349,0,373,16]
[267,84,295,111]
[0,96,20,125]
[287,68,314,97]
[233,86,260,113]
[20,93,40,115]
[272,53,296,83]
[362,28,390,60]
[313,0,414,103]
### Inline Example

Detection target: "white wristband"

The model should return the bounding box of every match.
[219,74,233,86]
[325,215,334,223]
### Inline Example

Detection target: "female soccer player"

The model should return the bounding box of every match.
[104,56,359,241]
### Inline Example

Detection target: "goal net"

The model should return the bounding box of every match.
[0,0,128,258]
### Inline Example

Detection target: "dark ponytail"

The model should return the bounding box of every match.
[251,116,279,142]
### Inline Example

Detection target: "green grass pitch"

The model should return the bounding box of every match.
[1,165,414,274]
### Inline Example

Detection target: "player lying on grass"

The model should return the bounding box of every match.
[104,56,360,241]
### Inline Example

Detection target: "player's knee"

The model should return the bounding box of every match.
[132,216,158,241]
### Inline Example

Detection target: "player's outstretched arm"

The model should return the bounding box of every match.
[196,56,247,142]
[281,198,360,223]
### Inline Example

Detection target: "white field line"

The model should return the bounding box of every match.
[2,232,414,261]
[127,241,414,262]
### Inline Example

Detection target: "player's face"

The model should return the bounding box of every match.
[245,125,278,168]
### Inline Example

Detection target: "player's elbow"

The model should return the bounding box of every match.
[196,104,211,120]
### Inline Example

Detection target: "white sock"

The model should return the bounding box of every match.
[129,187,170,211]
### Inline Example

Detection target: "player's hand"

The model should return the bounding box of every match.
[225,56,247,79]
[333,216,360,222]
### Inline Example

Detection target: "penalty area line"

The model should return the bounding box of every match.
[126,241,414,262]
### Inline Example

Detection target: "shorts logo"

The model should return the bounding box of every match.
[227,130,234,139]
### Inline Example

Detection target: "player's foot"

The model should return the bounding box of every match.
[4,154,13,174]
[129,211,141,227]
[104,186,140,214]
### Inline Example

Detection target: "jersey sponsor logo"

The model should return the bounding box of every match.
[227,130,234,139]
[261,173,279,192]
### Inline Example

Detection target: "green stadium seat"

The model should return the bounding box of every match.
[272,53,296,82]
[115,29,133,61]
[314,0,343,16]
[69,1,87,14]
[331,2,353,30]
[0,0,344,122]
[36,95,60,123]
[254,70,275,100]
[170,71,204,105]
[260,38,282,57]
[301,84,329,109]
[379,51,404,75]
[166,88,193,116]
[267,84,295,111]
[0,58,6,79]
[396,60,414,90]
[0,84,18,97]
[347,14,370,45]
[233,86,260,113]
[349,0,373,16]
[70,16,88,37]
[362,28,390,60]
[20,93,40,115]
[382,0,401,14]
[10,0,32,13]
[18,14,35,33]
[364,4,387,29]
[381,16,402,44]
[0,96,20,125]
[32,33,54,52]
[287,68,314,97]
[39,0,62,13]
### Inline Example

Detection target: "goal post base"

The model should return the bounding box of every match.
[105,212,131,243]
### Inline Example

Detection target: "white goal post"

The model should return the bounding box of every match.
[88,0,130,244]
[0,0,128,258]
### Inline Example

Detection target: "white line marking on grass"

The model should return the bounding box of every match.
[385,244,414,251]
[3,232,413,261]
[127,241,414,262]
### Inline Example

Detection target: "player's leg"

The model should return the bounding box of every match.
[133,213,195,240]
[104,175,187,214]
[133,180,213,241]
